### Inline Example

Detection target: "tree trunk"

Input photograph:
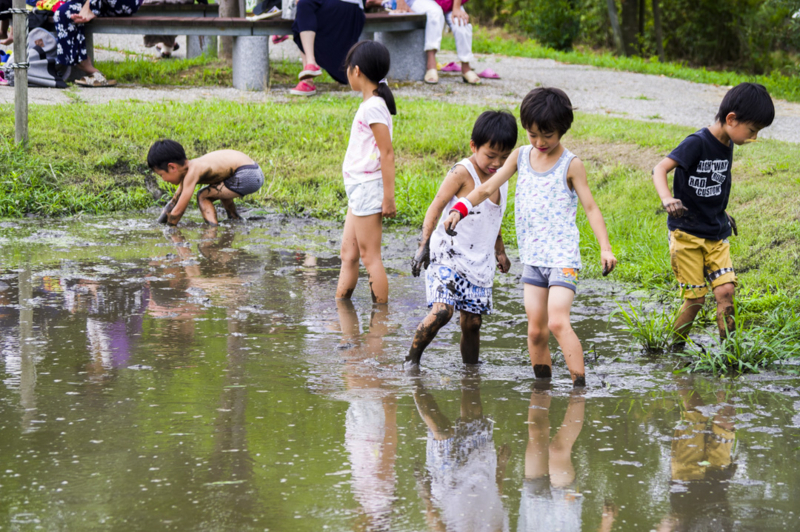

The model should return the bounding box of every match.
[606,0,625,55]
[620,0,639,56]
[652,0,665,61]
[219,0,241,62]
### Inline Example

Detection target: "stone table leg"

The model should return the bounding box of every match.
[375,29,424,81]
[232,36,270,91]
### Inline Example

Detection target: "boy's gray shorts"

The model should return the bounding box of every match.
[223,164,264,197]
[521,265,579,293]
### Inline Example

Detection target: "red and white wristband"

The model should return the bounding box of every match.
[450,198,473,219]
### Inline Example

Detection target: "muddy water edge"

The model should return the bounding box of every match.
[1,214,799,531]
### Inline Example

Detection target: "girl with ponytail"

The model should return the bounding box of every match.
[336,41,397,304]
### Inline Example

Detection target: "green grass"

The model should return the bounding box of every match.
[94,55,335,87]
[611,301,681,354]
[1,97,799,314]
[442,27,800,103]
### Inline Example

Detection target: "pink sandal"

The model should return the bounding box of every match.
[477,68,500,79]
[439,61,460,72]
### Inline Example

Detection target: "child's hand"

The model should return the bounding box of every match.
[662,197,687,217]
[496,252,511,273]
[601,250,617,276]
[443,211,461,236]
[726,212,738,236]
[411,239,430,277]
[382,197,396,218]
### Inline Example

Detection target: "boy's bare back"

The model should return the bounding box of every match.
[191,150,256,185]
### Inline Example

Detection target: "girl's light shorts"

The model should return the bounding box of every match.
[345,179,384,216]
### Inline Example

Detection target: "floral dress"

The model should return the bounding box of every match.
[54,0,142,66]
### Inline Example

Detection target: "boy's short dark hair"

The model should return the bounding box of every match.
[472,110,518,152]
[715,82,774,129]
[147,139,187,171]
[519,87,574,136]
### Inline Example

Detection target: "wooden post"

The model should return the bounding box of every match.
[11,0,28,144]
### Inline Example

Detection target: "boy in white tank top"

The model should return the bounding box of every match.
[443,88,618,387]
[406,111,518,367]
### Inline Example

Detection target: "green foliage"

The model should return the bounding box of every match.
[681,303,800,374]
[515,0,581,50]
[611,300,681,354]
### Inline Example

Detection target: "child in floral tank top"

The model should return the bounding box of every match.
[443,88,617,387]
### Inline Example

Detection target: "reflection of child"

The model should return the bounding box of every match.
[413,375,510,532]
[406,110,517,367]
[443,88,617,387]
[335,41,397,305]
[147,139,264,226]
[652,83,775,345]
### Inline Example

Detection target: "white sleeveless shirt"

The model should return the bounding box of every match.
[515,145,581,269]
[429,159,508,288]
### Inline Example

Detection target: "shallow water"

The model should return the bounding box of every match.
[1,214,799,531]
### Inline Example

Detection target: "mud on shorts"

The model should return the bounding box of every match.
[521,265,579,293]
[425,265,492,315]
[345,179,384,217]
[669,229,737,299]
[223,164,265,197]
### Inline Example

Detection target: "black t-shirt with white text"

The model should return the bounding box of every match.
[667,127,734,240]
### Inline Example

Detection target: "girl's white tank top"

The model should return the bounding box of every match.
[429,159,508,288]
[515,145,581,268]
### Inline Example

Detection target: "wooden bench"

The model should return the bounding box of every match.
[85,12,427,90]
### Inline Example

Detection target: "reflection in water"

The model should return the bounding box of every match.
[520,387,616,532]
[337,301,398,531]
[413,372,510,532]
[658,380,737,532]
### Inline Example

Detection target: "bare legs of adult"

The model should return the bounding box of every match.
[336,209,388,304]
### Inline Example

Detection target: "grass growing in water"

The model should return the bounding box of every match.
[442,27,800,103]
[611,301,680,354]
[680,304,800,375]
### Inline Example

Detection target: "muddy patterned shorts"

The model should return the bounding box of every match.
[425,265,492,315]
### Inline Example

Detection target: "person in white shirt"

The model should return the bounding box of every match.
[336,41,397,305]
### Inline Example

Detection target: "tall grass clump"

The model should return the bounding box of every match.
[611,301,680,354]
[681,304,800,375]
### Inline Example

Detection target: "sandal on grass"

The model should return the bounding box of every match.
[75,72,117,87]
[461,70,481,85]
[424,68,438,84]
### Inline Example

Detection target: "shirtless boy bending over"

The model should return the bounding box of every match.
[147,139,264,226]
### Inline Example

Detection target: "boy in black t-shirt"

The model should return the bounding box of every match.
[652,83,775,345]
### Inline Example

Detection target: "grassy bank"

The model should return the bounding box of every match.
[442,27,800,103]
[1,98,798,318]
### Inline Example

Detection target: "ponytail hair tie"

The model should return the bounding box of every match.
[379,78,388,84]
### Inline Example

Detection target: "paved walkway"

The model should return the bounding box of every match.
[2,35,799,143]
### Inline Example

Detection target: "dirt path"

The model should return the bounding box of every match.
[2,35,799,143]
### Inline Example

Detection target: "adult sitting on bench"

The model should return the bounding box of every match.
[289,0,366,96]
[54,0,142,86]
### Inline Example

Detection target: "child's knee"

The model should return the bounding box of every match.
[713,282,735,303]
[460,312,482,333]
[547,316,572,338]
[527,322,549,343]
[431,304,454,325]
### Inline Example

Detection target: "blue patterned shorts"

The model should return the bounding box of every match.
[425,265,492,315]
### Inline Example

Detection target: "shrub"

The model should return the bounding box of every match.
[516,0,581,50]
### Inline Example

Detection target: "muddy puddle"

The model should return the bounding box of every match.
[1,213,799,531]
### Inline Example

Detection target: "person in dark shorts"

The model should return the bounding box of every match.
[147,139,264,226]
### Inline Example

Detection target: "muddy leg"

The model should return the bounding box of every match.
[351,212,387,303]
[525,284,552,379]
[336,209,360,299]
[406,303,454,365]
[547,286,585,387]
[196,187,219,225]
[459,311,482,364]
[220,198,241,220]
[673,296,705,346]
[712,283,735,340]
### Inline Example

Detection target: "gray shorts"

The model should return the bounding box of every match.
[223,164,264,197]
[521,265,579,293]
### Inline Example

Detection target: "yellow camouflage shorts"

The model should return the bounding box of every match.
[669,229,737,299]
